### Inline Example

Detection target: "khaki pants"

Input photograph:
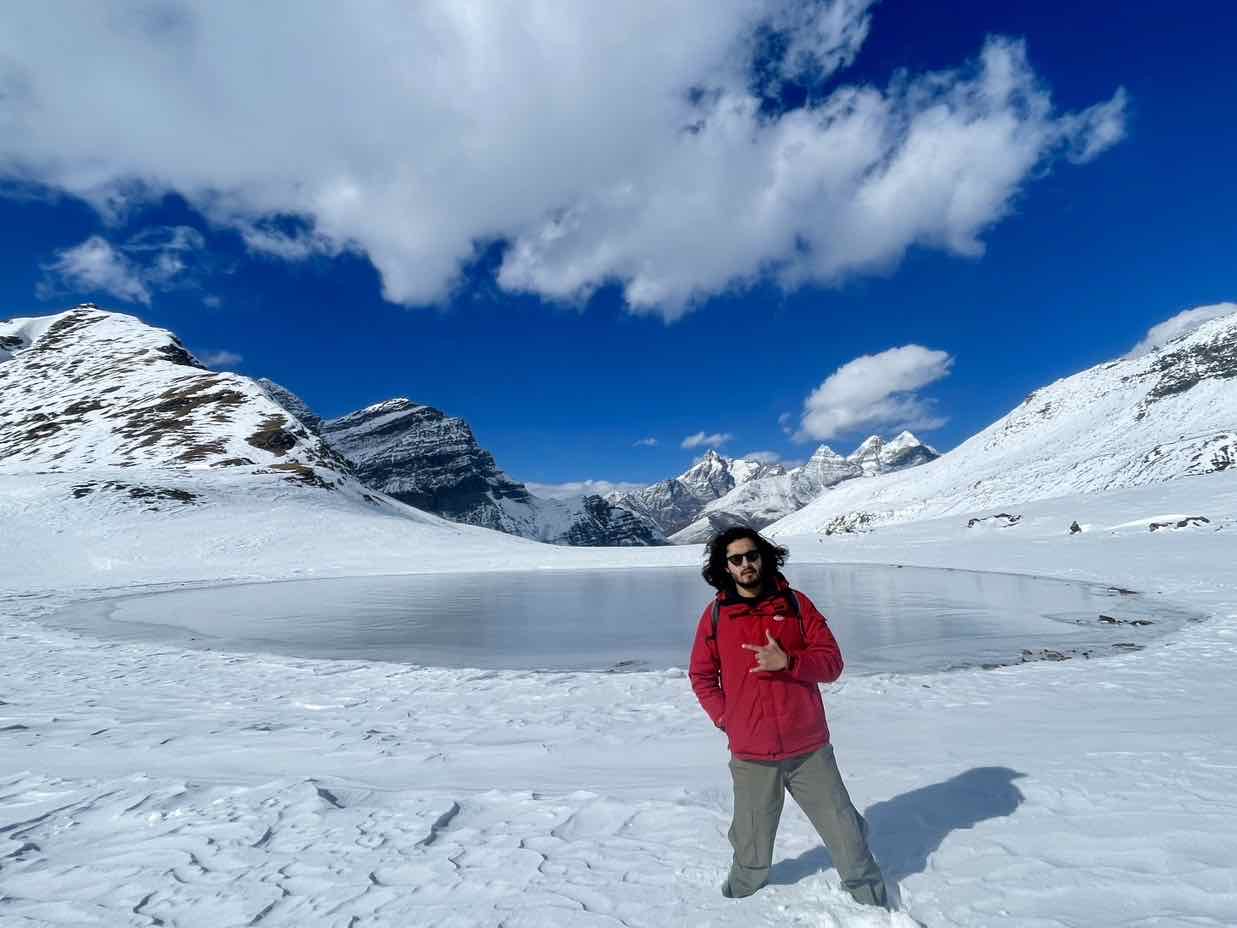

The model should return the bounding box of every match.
[726,743,888,908]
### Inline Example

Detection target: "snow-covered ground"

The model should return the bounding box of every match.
[3,468,1237,926]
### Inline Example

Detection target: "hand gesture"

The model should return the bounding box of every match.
[742,631,788,673]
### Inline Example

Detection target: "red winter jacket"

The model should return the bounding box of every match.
[689,575,843,761]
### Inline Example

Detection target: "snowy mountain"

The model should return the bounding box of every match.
[608,449,786,535]
[847,431,939,475]
[0,305,351,491]
[323,398,666,546]
[666,432,939,543]
[770,311,1237,537]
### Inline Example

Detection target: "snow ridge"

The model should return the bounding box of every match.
[771,311,1237,536]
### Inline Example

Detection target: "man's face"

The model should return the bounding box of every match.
[724,538,763,591]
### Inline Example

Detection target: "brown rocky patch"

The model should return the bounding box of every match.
[247,415,298,456]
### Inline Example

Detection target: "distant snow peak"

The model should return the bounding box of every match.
[609,449,790,536]
[665,432,940,543]
[615,437,938,542]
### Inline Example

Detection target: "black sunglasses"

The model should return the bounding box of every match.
[726,550,762,566]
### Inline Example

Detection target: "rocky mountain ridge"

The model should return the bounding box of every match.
[609,449,786,536]
[320,397,665,546]
[614,433,940,542]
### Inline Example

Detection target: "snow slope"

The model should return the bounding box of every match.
[772,311,1237,536]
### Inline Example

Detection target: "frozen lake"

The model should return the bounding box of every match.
[45,564,1197,674]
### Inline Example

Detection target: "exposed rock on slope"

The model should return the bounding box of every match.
[324,399,665,546]
[0,306,347,488]
[770,311,1237,537]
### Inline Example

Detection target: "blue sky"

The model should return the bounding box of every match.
[1,2,1233,493]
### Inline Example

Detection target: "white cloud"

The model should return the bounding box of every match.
[525,479,647,500]
[633,437,658,447]
[740,450,783,464]
[37,226,205,305]
[1125,303,1237,359]
[796,344,953,441]
[682,431,734,449]
[37,236,150,304]
[197,348,244,368]
[0,5,1126,319]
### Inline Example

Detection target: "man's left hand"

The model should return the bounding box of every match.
[743,631,788,673]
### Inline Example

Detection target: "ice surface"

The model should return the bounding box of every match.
[45,565,1196,674]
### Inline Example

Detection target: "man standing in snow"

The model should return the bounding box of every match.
[689,526,888,908]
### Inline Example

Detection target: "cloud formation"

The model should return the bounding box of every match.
[197,348,244,368]
[633,437,659,447]
[525,479,647,500]
[740,450,783,464]
[796,344,953,441]
[36,226,205,305]
[2,4,1125,319]
[682,431,735,449]
[1125,303,1237,359]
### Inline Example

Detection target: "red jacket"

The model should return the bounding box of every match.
[689,576,843,761]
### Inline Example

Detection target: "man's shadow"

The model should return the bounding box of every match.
[769,766,1026,887]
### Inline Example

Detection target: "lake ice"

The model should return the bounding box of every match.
[45,564,1195,674]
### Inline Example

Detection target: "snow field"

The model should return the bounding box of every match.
[2,468,1236,925]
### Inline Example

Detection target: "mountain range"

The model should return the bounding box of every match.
[4,304,1234,551]
[0,305,663,546]
[609,432,939,542]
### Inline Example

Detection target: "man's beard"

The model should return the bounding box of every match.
[735,569,763,593]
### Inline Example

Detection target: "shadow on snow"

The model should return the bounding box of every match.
[769,766,1027,888]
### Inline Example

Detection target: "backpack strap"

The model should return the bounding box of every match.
[710,589,805,641]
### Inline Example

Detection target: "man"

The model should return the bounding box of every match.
[689,525,888,908]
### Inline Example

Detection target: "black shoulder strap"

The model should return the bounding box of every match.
[710,589,805,641]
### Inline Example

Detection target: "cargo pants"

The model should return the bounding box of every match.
[724,743,888,908]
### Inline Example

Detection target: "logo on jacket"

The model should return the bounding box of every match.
[773,614,786,622]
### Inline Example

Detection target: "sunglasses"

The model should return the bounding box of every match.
[726,550,762,566]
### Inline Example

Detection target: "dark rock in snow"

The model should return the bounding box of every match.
[1148,516,1210,531]
[968,513,1022,528]
[1069,520,1082,534]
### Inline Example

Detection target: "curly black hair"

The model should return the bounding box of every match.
[701,525,789,593]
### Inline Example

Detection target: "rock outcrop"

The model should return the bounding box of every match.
[324,398,665,545]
